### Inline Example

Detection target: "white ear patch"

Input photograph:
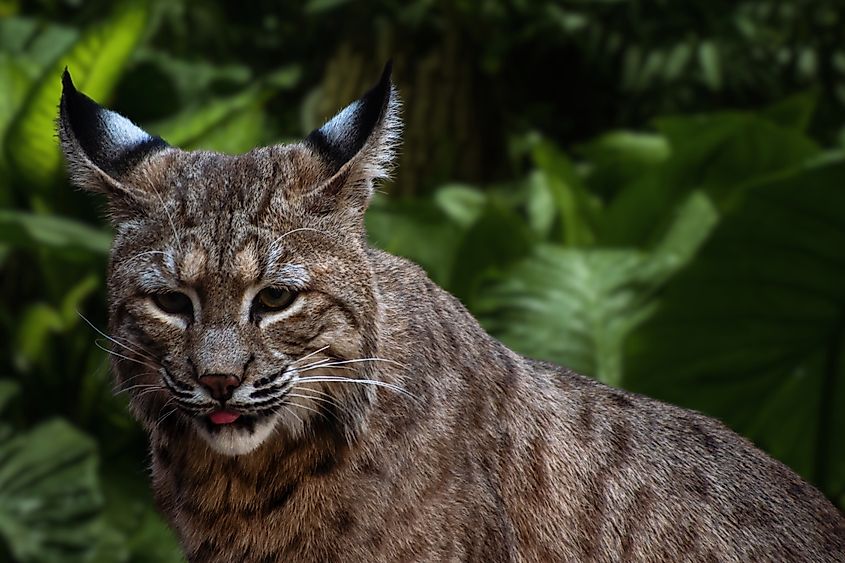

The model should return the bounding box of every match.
[319,99,362,147]
[99,109,154,149]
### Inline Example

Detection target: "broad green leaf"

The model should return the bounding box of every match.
[5,2,148,190]
[59,275,100,326]
[0,210,111,257]
[530,140,600,246]
[450,201,535,304]
[433,184,487,228]
[763,91,818,132]
[101,460,183,563]
[578,131,669,201]
[624,154,845,507]
[14,304,64,371]
[602,112,820,245]
[0,55,30,143]
[475,191,716,385]
[0,54,31,205]
[0,419,108,562]
[367,195,464,287]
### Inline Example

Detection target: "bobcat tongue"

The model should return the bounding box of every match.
[209,410,240,425]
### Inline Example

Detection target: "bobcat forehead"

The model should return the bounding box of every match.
[179,246,208,285]
[234,244,261,282]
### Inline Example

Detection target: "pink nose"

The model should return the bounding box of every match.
[198,374,241,402]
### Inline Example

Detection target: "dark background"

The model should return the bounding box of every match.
[1,0,844,560]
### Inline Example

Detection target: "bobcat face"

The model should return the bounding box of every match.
[60,66,399,455]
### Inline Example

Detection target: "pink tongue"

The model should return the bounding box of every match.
[209,411,240,425]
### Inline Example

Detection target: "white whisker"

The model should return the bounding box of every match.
[298,356,407,372]
[79,312,159,363]
[95,340,160,372]
[294,375,417,401]
[291,345,331,367]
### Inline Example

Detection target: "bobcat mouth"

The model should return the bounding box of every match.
[201,412,261,433]
[208,410,241,425]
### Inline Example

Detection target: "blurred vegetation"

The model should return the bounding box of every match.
[1,0,844,560]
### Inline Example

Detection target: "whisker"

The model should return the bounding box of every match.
[79,312,159,363]
[298,357,407,372]
[289,386,356,419]
[134,386,168,400]
[291,345,331,367]
[95,341,160,372]
[114,382,164,396]
[285,400,330,422]
[287,391,350,422]
[282,405,304,426]
[151,186,183,254]
[294,375,418,401]
[269,227,331,249]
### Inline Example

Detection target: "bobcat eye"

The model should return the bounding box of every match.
[152,292,193,316]
[254,287,296,313]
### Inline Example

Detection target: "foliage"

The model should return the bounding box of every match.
[1,1,844,560]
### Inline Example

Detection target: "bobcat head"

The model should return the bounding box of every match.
[59,65,401,455]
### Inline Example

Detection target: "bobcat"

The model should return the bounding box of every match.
[59,64,845,562]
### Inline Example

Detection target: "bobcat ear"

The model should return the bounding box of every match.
[303,61,401,206]
[58,68,169,194]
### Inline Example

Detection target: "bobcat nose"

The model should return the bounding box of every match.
[198,374,241,402]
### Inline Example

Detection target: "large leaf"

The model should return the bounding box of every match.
[4,2,148,190]
[0,210,111,257]
[601,112,821,246]
[0,54,31,205]
[0,420,112,562]
[367,195,465,287]
[476,192,717,385]
[624,154,845,507]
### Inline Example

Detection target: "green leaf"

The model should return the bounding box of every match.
[477,245,653,385]
[578,131,669,201]
[763,91,818,132]
[450,201,535,305]
[698,40,721,90]
[149,65,300,151]
[624,154,845,506]
[4,2,148,190]
[367,195,464,287]
[0,380,20,416]
[0,54,31,205]
[433,184,487,228]
[530,139,600,246]
[475,191,716,386]
[14,304,64,371]
[0,210,111,257]
[0,54,30,144]
[602,112,820,246]
[0,419,109,562]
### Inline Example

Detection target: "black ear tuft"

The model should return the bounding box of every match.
[305,61,396,173]
[59,68,168,180]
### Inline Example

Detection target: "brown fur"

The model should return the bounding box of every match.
[59,68,845,562]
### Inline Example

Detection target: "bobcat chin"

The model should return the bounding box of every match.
[59,64,844,562]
